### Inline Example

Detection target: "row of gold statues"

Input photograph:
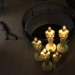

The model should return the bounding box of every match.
[32,25,69,71]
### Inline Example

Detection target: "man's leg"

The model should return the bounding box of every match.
[5,32,9,40]
[9,32,18,40]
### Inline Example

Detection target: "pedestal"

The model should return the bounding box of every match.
[34,52,42,61]
[42,61,53,71]
[57,43,68,53]
[46,43,56,52]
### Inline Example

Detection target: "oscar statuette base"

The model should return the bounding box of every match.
[34,52,42,61]
[57,43,68,53]
[46,43,56,52]
[53,64,61,71]
[42,61,53,71]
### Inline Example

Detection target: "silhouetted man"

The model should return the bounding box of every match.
[0,21,18,40]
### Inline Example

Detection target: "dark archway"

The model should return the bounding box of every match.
[22,2,75,46]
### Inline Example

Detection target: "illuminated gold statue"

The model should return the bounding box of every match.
[32,37,42,53]
[59,25,69,47]
[45,27,56,52]
[32,37,42,61]
[52,51,62,71]
[57,25,69,53]
[41,48,50,60]
[45,27,55,46]
[40,48,52,71]
[31,25,69,71]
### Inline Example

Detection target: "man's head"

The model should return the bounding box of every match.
[0,21,4,24]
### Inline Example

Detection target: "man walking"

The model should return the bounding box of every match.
[0,21,18,40]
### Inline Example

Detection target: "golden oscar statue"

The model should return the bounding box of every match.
[32,37,42,61]
[57,25,69,53]
[45,27,56,52]
[52,51,62,71]
[40,48,52,71]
